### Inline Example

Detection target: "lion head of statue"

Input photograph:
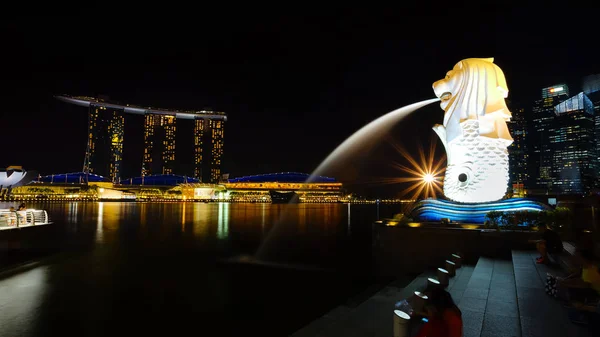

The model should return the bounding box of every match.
[432,58,511,131]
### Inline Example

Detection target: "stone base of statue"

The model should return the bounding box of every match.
[410,198,551,224]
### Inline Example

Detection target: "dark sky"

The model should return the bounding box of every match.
[1,11,598,196]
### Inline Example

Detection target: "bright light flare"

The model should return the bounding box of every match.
[381,136,446,200]
[351,135,445,201]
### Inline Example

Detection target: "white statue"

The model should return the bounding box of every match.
[432,58,513,203]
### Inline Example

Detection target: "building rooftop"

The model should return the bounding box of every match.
[118,175,200,186]
[35,172,110,184]
[56,95,227,121]
[227,172,336,184]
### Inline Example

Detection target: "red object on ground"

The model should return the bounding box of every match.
[415,309,462,337]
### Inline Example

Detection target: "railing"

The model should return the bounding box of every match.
[0,209,50,229]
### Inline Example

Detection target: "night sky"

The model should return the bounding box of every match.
[1,11,598,197]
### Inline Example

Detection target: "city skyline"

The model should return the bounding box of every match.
[2,12,600,196]
[506,77,600,196]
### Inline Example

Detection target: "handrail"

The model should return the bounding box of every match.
[0,209,51,229]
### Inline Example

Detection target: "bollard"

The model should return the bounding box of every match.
[451,254,462,268]
[427,277,441,291]
[445,260,456,277]
[393,310,411,337]
[412,291,429,314]
[437,268,450,287]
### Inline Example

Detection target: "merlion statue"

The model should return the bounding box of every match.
[432,58,513,203]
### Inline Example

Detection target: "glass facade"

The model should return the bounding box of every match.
[530,84,569,193]
[507,106,528,195]
[549,93,596,194]
[83,106,125,183]
[530,86,597,195]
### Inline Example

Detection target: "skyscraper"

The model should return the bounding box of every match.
[530,84,569,193]
[142,114,177,176]
[583,74,600,187]
[56,95,227,182]
[83,105,125,182]
[550,93,596,194]
[193,119,205,179]
[506,106,528,195]
[193,118,226,183]
[209,119,225,183]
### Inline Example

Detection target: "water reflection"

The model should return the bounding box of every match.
[192,203,211,237]
[0,201,397,263]
[298,205,307,234]
[217,202,230,239]
[347,203,351,235]
[181,202,186,228]
[0,267,48,337]
[68,202,78,224]
[261,203,266,235]
[96,202,103,243]
[0,202,400,337]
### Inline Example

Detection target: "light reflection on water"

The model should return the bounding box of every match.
[0,201,394,263]
[0,201,397,337]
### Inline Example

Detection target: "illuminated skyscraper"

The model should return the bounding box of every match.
[530,84,569,193]
[194,119,205,179]
[209,119,225,183]
[83,105,125,182]
[529,85,598,195]
[583,74,600,187]
[506,105,528,194]
[142,114,177,176]
[56,95,226,181]
[192,118,225,183]
[550,93,596,194]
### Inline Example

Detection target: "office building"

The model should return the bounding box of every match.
[209,119,225,183]
[549,93,596,194]
[583,74,600,186]
[193,118,226,183]
[56,95,227,183]
[529,84,569,193]
[142,114,177,176]
[82,105,125,182]
[506,106,528,195]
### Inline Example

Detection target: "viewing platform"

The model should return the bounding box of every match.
[0,209,50,230]
[290,251,595,337]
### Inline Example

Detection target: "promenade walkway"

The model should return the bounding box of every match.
[290,251,595,337]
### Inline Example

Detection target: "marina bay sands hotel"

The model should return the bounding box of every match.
[56,95,226,184]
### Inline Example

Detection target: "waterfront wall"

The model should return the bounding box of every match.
[372,224,535,278]
[0,225,61,268]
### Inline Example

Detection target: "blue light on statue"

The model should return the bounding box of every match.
[411,198,551,224]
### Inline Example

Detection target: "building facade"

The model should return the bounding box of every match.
[193,118,226,183]
[142,114,177,176]
[57,95,227,184]
[529,84,598,195]
[209,119,225,183]
[506,106,528,195]
[83,105,125,182]
[583,74,600,187]
[549,93,597,194]
[529,84,569,193]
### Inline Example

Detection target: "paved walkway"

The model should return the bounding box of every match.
[512,250,593,337]
[290,251,595,337]
[290,264,474,337]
